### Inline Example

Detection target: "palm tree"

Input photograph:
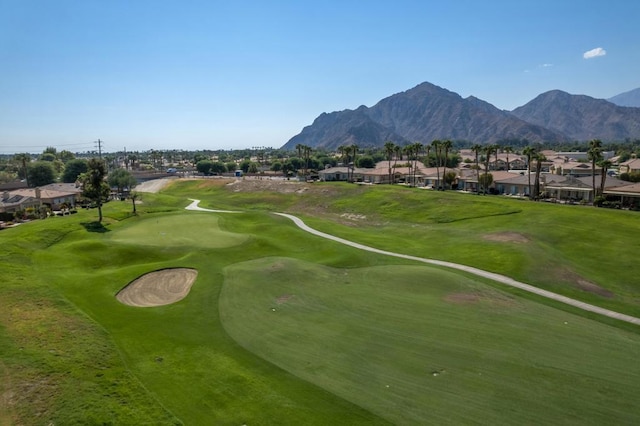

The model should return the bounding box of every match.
[296,144,304,160]
[471,144,482,194]
[504,146,513,171]
[13,153,31,187]
[384,141,396,184]
[302,145,312,179]
[431,140,442,189]
[588,139,603,203]
[533,152,546,200]
[441,140,452,190]
[522,146,536,199]
[346,144,358,182]
[482,145,496,194]
[393,145,401,178]
[412,142,423,186]
[598,159,612,199]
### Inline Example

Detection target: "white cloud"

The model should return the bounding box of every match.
[541,63,553,67]
[583,47,606,59]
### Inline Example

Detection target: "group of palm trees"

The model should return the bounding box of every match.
[381,140,455,188]
[302,139,611,204]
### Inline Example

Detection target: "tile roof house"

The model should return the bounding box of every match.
[619,158,640,174]
[0,184,82,214]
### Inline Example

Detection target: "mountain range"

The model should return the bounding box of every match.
[282,82,640,150]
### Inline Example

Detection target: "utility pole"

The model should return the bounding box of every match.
[95,139,103,159]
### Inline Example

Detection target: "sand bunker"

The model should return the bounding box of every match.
[116,268,198,307]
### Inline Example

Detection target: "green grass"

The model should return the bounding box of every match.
[1,179,639,424]
[220,257,640,425]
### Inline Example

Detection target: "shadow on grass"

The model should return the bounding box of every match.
[81,221,111,233]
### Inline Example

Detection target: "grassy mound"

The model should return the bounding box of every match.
[220,257,640,424]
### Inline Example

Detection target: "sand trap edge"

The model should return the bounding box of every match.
[116,268,199,307]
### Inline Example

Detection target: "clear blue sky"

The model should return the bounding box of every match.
[1,0,638,153]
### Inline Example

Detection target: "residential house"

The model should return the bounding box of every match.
[493,173,534,196]
[544,176,593,202]
[619,158,640,174]
[0,191,40,214]
[604,182,640,206]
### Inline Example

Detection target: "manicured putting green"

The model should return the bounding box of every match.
[110,212,248,248]
[220,257,640,425]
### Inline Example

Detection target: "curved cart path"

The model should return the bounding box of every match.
[187,199,640,326]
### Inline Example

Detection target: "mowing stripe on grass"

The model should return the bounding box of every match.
[184,199,640,326]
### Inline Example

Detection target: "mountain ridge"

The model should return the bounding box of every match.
[282,83,640,150]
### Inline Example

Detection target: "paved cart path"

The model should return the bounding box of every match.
[186,199,640,326]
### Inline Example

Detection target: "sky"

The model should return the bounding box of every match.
[1,0,639,154]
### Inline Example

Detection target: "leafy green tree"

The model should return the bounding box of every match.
[62,159,88,183]
[356,156,375,168]
[225,162,238,173]
[196,160,214,175]
[27,161,55,187]
[478,172,493,193]
[58,150,75,163]
[239,159,252,173]
[107,168,137,197]
[81,159,110,223]
[270,162,283,172]
[210,161,227,174]
[444,170,457,190]
[39,152,57,162]
[248,162,259,174]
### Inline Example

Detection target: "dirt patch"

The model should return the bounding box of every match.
[444,293,481,304]
[226,178,313,194]
[444,291,520,308]
[116,268,198,307]
[276,294,294,304]
[483,232,530,243]
[554,267,614,298]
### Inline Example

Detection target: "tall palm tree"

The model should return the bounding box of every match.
[393,145,401,178]
[349,144,359,182]
[522,146,536,199]
[482,145,496,194]
[431,140,442,189]
[13,153,31,187]
[471,144,482,194]
[411,142,422,186]
[533,152,546,200]
[441,140,452,190]
[504,146,513,171]
[598,159,612,199]
[588,139,603,203]
[384,141,396,184]
[296,144,304,160]
[302,145,312,179]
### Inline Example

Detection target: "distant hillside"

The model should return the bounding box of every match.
[510,90,640,141]
[282,82,564,150]
[608,87,640,107]
[284,106,409,151]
